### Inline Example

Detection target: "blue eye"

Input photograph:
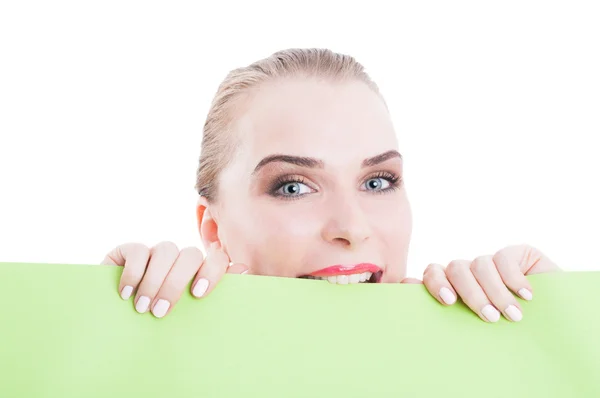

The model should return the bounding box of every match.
[269,172,401,200]
[360,172,402,194]
[363,177,391,191]
[276,181,312,196]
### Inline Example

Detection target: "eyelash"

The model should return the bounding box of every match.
[268,176,310,200]
[368,171,402,195]
[269,171,403,200]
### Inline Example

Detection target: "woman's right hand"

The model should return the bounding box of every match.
[101,241,248,318]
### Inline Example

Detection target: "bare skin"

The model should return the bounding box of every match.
[102,78,561,321]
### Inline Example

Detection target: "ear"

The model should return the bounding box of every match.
[196,196,220,250]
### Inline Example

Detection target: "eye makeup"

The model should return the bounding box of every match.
[265,169,403,200]
[361,171,403,195]
[267,175,315,200]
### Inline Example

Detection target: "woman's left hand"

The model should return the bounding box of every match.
[407,244,562,323]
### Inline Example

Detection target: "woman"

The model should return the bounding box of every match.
[102,48,560,322]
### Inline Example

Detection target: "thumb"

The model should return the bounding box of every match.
[521,245,561,275]
[495,244,561,275]
[227,262,250,275]
[400,277,423,284]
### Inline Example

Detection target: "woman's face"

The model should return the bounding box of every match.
[205,77,412,283]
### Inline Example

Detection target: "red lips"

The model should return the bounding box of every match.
[308,263,381,277]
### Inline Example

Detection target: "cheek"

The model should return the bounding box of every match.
[366,197,412,280]
[366,196,412,238]
[218,194,412,278]
[220,201,322,275]
[379,201,412,242]
[251,202,323,241]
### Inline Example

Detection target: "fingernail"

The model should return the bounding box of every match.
[152,299,170,318]
[505,305,523,322]
[192,278,209,298]
[120,285,133,300]
[518,288,533,301]
[439,287,456,305]
[135,296,151,313]
[481,305,501,322]
[241,269,249,275]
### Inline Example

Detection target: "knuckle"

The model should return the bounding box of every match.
[492,249,507,265]
[470,255,492,274]
[121,242,150,259]
[423,263,436,275]
[496,243,536,257]
[101,252,118,266]
[523,244,543,258]
[179,246,204,262]
[518,243,535,251]
[132,242,150,257]
[152,241,179,257]
[446,260,466,278]
[127,241,148,250]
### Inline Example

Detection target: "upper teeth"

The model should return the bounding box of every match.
[307,271,372,284]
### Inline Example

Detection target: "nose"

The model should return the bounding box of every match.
[320,195,372,248]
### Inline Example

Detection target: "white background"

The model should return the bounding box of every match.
[0,1,598,276]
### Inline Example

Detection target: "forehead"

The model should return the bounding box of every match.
[232,77,398,166]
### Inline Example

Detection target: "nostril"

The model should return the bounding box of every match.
[331,237,351,246]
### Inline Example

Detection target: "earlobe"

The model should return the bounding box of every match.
[196,196,220,249]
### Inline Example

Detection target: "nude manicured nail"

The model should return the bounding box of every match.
[120,285,133,300]
[192,278,209,298]
[518,288,533,301]
[505,305,523,322]
[439,287,456,305]
[152,299,170,318]
[481,305,501,322]
[135,296,151,313]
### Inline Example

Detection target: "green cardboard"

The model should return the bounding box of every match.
[0,262,598,397]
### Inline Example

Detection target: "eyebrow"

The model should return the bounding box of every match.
[252,150,402,175]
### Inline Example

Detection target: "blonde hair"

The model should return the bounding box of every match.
[194,48,383,202]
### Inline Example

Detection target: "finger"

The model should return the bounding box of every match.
[134,241,180,314]
[150,246,204,318]
[471,255,523,322]
[446,259,501,323]
[400,277,423,284]
[422,263,457,305]
[101,242,151,300]
[493,249,534,301]
[191,242,230,298]
[519,244,561,275]
[101,250,121,266]
[227,262,249,275]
